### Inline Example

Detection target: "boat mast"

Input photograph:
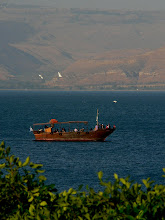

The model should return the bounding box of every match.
[96,109,99,127]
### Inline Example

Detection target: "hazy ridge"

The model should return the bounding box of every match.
[1,5,165,90]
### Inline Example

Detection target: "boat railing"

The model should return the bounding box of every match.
[33,121,89,133]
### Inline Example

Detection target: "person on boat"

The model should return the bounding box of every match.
[62,128,66,132]
[74,128,78,132]
[95,125,98,131]
[44,125,49,132]
[106,124,110,129]
[101,124,105,129]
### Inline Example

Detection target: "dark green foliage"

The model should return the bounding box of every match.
[0,142,165,219]
[0,141,57,219]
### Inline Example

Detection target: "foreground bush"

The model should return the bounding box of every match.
[0,141,165,219]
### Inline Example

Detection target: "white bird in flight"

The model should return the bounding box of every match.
[58,72,62,78]
[39,74,44,79]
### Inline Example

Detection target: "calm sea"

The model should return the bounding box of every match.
[0,90,165,191]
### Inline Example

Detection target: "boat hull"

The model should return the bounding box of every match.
[33,128,115,142]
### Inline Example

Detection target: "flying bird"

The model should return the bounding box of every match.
[39,74,44,79]
[58,72,62,78]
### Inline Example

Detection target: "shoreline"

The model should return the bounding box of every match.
[0,89,165,92]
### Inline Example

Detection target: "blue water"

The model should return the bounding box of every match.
[0,90,165,191]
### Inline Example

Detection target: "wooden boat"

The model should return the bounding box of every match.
[32,110,116,142]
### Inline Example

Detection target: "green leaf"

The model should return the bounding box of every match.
[37,215,41,220]
[78,184,83,191]
[39,176,47,181]
[63,190,67,196]
[68,188,73,194]
[71,190,77,195]
[9,155,14,164]
[0,147,5,152]
[114,173,118,180]
[28,196,34,202]
[0,163,6,169]
[6,147,11,156]
[18,161,22,167]
[29,204,35,216]
[33,193,40,197]
[142,179,149,188]
[63,207,67,211]
[31,188,39,193]
[98,171,103,179]
[59,202,69,207]
[137,210,144,218]
[30,163,43,169]
[36,169,45,173]
[14,157,19,164]
[98,191,103,196]
[84,213,90,220]
[40,201,47,206]
[126,216,135,220]
[22,156,30,167]
[120,178,126,185]
[1,141,5,148]
[68,188,76,195]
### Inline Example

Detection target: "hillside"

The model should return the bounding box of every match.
[56,48,165,90]
[1,6,165,90]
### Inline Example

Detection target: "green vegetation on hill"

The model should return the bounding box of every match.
[0,141,165,219]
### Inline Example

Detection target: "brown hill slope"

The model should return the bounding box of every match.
[1,6,165,89]
[45,48,165,90]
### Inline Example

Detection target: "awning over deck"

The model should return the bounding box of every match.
[33,121,88,126]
